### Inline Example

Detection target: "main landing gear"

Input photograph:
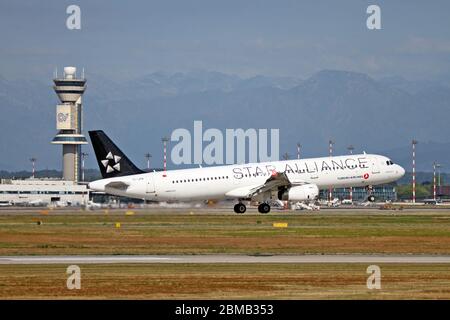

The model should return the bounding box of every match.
[234,203,246,214]
[233,202,271,214]
[258,203,271,214]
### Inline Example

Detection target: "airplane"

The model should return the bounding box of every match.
[88,130,405,214]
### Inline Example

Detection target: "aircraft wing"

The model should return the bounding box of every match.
[226,171,306,199]
[104,181,130,190]
[247,171,292,196]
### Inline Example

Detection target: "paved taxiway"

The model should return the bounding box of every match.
[1,255,450,264]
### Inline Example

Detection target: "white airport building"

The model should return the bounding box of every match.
[0,179,89,207]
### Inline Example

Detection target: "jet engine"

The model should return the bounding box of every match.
[278,184,319,201]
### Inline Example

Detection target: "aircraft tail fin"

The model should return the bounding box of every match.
[89,130,145,178]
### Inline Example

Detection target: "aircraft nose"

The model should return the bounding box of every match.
[397,165,405,178]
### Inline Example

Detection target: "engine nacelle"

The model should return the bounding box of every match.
[278,184,319,201]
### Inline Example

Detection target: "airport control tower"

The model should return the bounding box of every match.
[51,66,87,182]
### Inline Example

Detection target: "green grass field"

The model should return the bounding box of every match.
[1,263,449,299]
[1,209,449,299]
[0,209,449,255]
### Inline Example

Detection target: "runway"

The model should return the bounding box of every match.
[1,255,450,265]
[2,205,450,216]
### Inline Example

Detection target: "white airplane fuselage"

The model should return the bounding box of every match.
[89,154,405,202]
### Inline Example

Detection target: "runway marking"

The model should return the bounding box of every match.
[1,255,450,265]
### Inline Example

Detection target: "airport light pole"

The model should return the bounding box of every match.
[81,152,88,182]
[296,143,301,160]
[412,140,418,203]
[436,163,442,195]
[29,157,37,179]
[347,145,354,202]
[433,161,437,201]
[328,139,334,202]
[162,137,169,177]
[145,153,152,171]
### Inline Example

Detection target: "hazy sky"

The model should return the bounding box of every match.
[1,0,450,80]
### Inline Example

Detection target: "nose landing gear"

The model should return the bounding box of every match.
[366,185,375,202]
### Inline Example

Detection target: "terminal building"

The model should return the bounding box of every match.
[320,186,397,202]
[0,179,89,206]
[437,186,450,199]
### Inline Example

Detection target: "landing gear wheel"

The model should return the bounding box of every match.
[234,203,246,214]
[258,203,271,214]
[368,195,375,202]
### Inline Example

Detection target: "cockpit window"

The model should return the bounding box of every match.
[386,160,394,165]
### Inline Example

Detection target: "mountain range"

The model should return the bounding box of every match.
[1,70,449,172]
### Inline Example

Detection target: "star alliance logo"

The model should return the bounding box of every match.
[101,152,121,173]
